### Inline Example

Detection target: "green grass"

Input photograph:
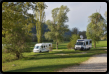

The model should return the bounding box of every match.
[92,40,107,48]
[2,40,107,72]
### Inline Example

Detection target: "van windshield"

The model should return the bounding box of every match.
[76,42,83,45]
[34,46,40,49]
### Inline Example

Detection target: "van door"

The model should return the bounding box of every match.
[45,45,49,51]
[86,41,88,49]
[83,42,86,49]
[41,46,44,52]
[43,45,47,52]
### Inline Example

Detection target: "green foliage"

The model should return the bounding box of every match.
[34,2,48,43]
[67,42,72,49]
[2,53,16,63]
[2,25,32,59]
[2,2,36,38]
[70,34,80,48]
[63,35,71,41]
[86,12,106,48]
[104,11,107,40]
[44,5,70,49]
[49,47,53,52]
[104,11,107,22]
[71,27,79,35]
[79,31,87,39]
[67,34,80,49]
[2,41,107,72]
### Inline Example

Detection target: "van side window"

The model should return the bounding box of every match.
[41,46,43,48]
[44,46,45,48]
[49,44,51,46]
[86,41,88,45]
[84,43,85,45]
[90,41,92,44]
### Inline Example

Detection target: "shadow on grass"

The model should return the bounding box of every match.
[21,53,92,61]
[4,63,77,72]
[21,48,107,61]
[4,62,107,72]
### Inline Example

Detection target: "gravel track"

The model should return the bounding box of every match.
[57,53,107,72]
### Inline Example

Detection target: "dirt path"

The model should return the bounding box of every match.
[57,53,107,72]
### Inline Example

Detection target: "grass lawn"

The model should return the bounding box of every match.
[94,40,107,48]
[2,40,107,72]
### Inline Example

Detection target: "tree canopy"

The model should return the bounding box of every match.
[34,2,48,43]
[2,2,37,37]
[2,2,38,59]
[86,12,106,48]
[44,5,70,49]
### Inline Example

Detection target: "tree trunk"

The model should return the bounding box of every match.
[94,41,96,48]
[56,42,58,49]
[16,52,20,59]
[37,22,42,43]
[40,10,42,43]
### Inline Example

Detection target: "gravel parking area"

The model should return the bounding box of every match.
[57,53,107,72]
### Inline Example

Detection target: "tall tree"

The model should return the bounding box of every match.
[2,2,37,59]
[86,12,106,48]
[104,11,107,21]
[79,31,87,39]
[104,11,107,40]
[44,5,70,49]
[34,2,48,43]
[2,24,32,59]
[2,2,36,38]
[63,29,72,41]
[71,27,79,35]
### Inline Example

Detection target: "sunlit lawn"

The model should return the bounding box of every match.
[2,40,107,72]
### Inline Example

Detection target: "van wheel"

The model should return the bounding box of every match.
[80,49,83,51]
[88,48,90,50]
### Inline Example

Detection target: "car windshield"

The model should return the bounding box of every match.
[76,42,83,45]
[34,46,40,49]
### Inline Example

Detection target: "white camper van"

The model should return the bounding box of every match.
[74,39,92,50]
[33,43,52,53]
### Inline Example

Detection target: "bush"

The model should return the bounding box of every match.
[67,42,72,49]
[70,34,80,48]
[2,25,32,59]
[2,49,9,53]
[2,44,12,53]
[70,41,76,49]
[23,47,32,52]
[2,53,16,63]
[49,47,53,52]
[23,43,32,52]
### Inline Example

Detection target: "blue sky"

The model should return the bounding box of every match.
[28,2,107,31]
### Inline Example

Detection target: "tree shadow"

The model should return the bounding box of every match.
[21,51,94,61]
[22,47,107,61]
[4,62,107,72]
